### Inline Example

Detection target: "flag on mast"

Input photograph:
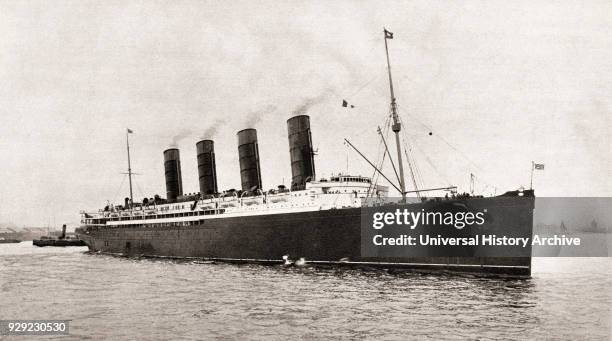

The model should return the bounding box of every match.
[534,163,544,170]
[384,29,393,39]
[127,128,134,134]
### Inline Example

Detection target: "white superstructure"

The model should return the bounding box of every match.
[81,175,388,227]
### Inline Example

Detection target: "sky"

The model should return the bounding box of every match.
[0,0,610,227]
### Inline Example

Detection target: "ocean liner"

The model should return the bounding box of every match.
[76,30,534,277]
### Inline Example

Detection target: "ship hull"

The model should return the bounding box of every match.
[77,195,534,277]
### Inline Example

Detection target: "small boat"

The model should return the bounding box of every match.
[33,224,86,247]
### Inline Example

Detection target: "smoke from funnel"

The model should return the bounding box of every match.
[201,119,225,139]
[291,91,331,116]
[246,105,277,128]
[170,128,193,147]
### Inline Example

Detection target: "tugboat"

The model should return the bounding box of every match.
[33,224,86,247]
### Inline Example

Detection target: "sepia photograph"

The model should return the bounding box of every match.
[0,1,610,339]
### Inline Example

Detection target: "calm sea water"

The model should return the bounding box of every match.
[0,242,610,340]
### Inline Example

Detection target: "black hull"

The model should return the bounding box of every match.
[77,196,534,277]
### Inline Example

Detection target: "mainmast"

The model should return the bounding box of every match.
[384,28,406,202]
[126,128,134,208]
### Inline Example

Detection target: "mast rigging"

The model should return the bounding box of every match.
[343,138,402,193]
[377,126,402,187]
